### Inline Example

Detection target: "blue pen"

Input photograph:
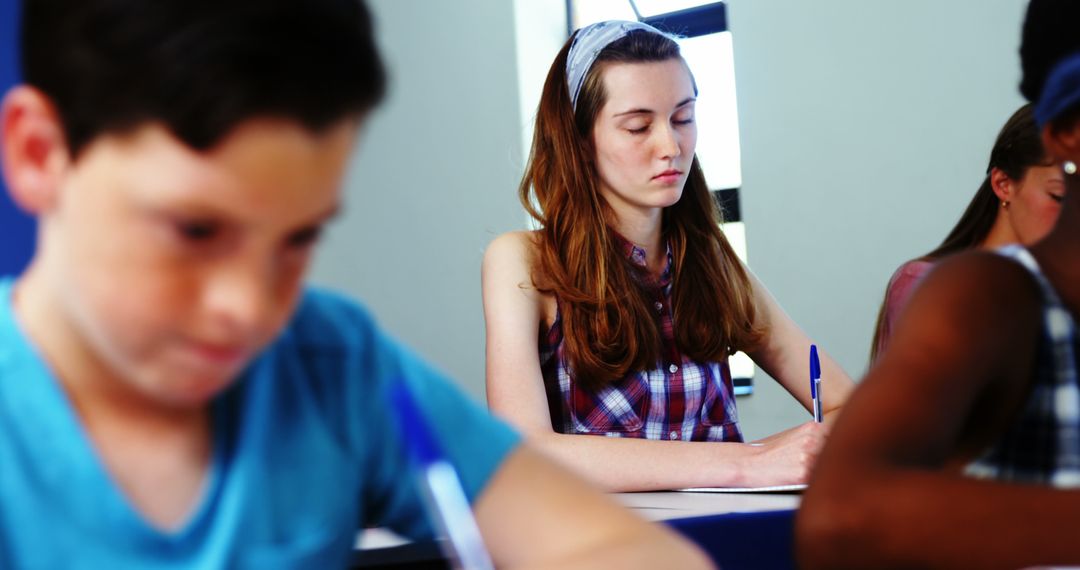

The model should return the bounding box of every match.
[388,380,495,570]
[810,344,823,423]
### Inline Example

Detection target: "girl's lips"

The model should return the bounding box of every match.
[652,170,683,184]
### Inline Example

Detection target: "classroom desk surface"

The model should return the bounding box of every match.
[353,491,801,570]
[614,489,801,520]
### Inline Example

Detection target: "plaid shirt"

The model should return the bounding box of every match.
[539,235,742,442]
[965,245,1080,486]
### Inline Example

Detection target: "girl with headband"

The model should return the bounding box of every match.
[482,20,855,491]
[798,0,1080,566]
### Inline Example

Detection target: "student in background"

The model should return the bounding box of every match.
[0,1,713,567]
[871,103,1063,361]
[796,0,1080,566]
[483,20,855,492]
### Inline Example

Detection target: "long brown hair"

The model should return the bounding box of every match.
[520,29,764,390]
[869,104,1047,363]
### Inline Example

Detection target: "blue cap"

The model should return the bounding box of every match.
[810,344,820,385]
[1034,52,1080,128]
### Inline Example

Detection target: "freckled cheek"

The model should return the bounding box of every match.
[682,130,698,155]
[600,145,650,179]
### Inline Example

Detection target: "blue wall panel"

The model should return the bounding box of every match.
[0,0,35,277]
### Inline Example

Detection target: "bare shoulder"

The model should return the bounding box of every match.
[482,230,560,329]
[893,258,934,281]
[482,230,551,304]
[886,259,934,295]
[484,230,538,266]
[482,230,540,285]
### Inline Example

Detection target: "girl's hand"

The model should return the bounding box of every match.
[748,421,831,485]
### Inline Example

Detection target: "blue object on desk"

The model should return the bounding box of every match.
[666,509,797,570]
[388,380,495,570]
[810,344,823,423]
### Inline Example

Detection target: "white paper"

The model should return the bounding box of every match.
[676,484,807,494]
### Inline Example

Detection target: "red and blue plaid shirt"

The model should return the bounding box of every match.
[539,235,743,442]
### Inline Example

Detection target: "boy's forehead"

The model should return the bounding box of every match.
[81,115,361,160]
[75,118,357,222]
[210,116,361,169]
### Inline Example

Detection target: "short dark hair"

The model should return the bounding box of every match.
[20,0,386,158]
[1020,0,1080,107]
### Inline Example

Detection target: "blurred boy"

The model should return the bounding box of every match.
[0,0,711,567]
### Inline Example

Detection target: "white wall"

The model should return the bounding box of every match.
[727,0,1029,439]
[311,0,1032,438]
[309,0,526,401]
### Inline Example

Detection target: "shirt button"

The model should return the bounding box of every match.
[670,431,678,440]
[669,364,678,373]
[655,301,663,311]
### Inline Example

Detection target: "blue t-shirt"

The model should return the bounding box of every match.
[0,279,520,568]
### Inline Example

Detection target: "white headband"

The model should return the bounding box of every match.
[565,20,670,111]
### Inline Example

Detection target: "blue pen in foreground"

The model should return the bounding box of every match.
[810,345,823,423]
[388,380,496,570]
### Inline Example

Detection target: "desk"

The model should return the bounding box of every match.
[617,491,800,570]
[353,492,799,569]
[615,490,800,521]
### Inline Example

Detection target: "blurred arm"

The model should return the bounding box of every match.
[796,252,1080,569]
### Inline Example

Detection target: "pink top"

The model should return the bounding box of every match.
[876,259,934,358]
